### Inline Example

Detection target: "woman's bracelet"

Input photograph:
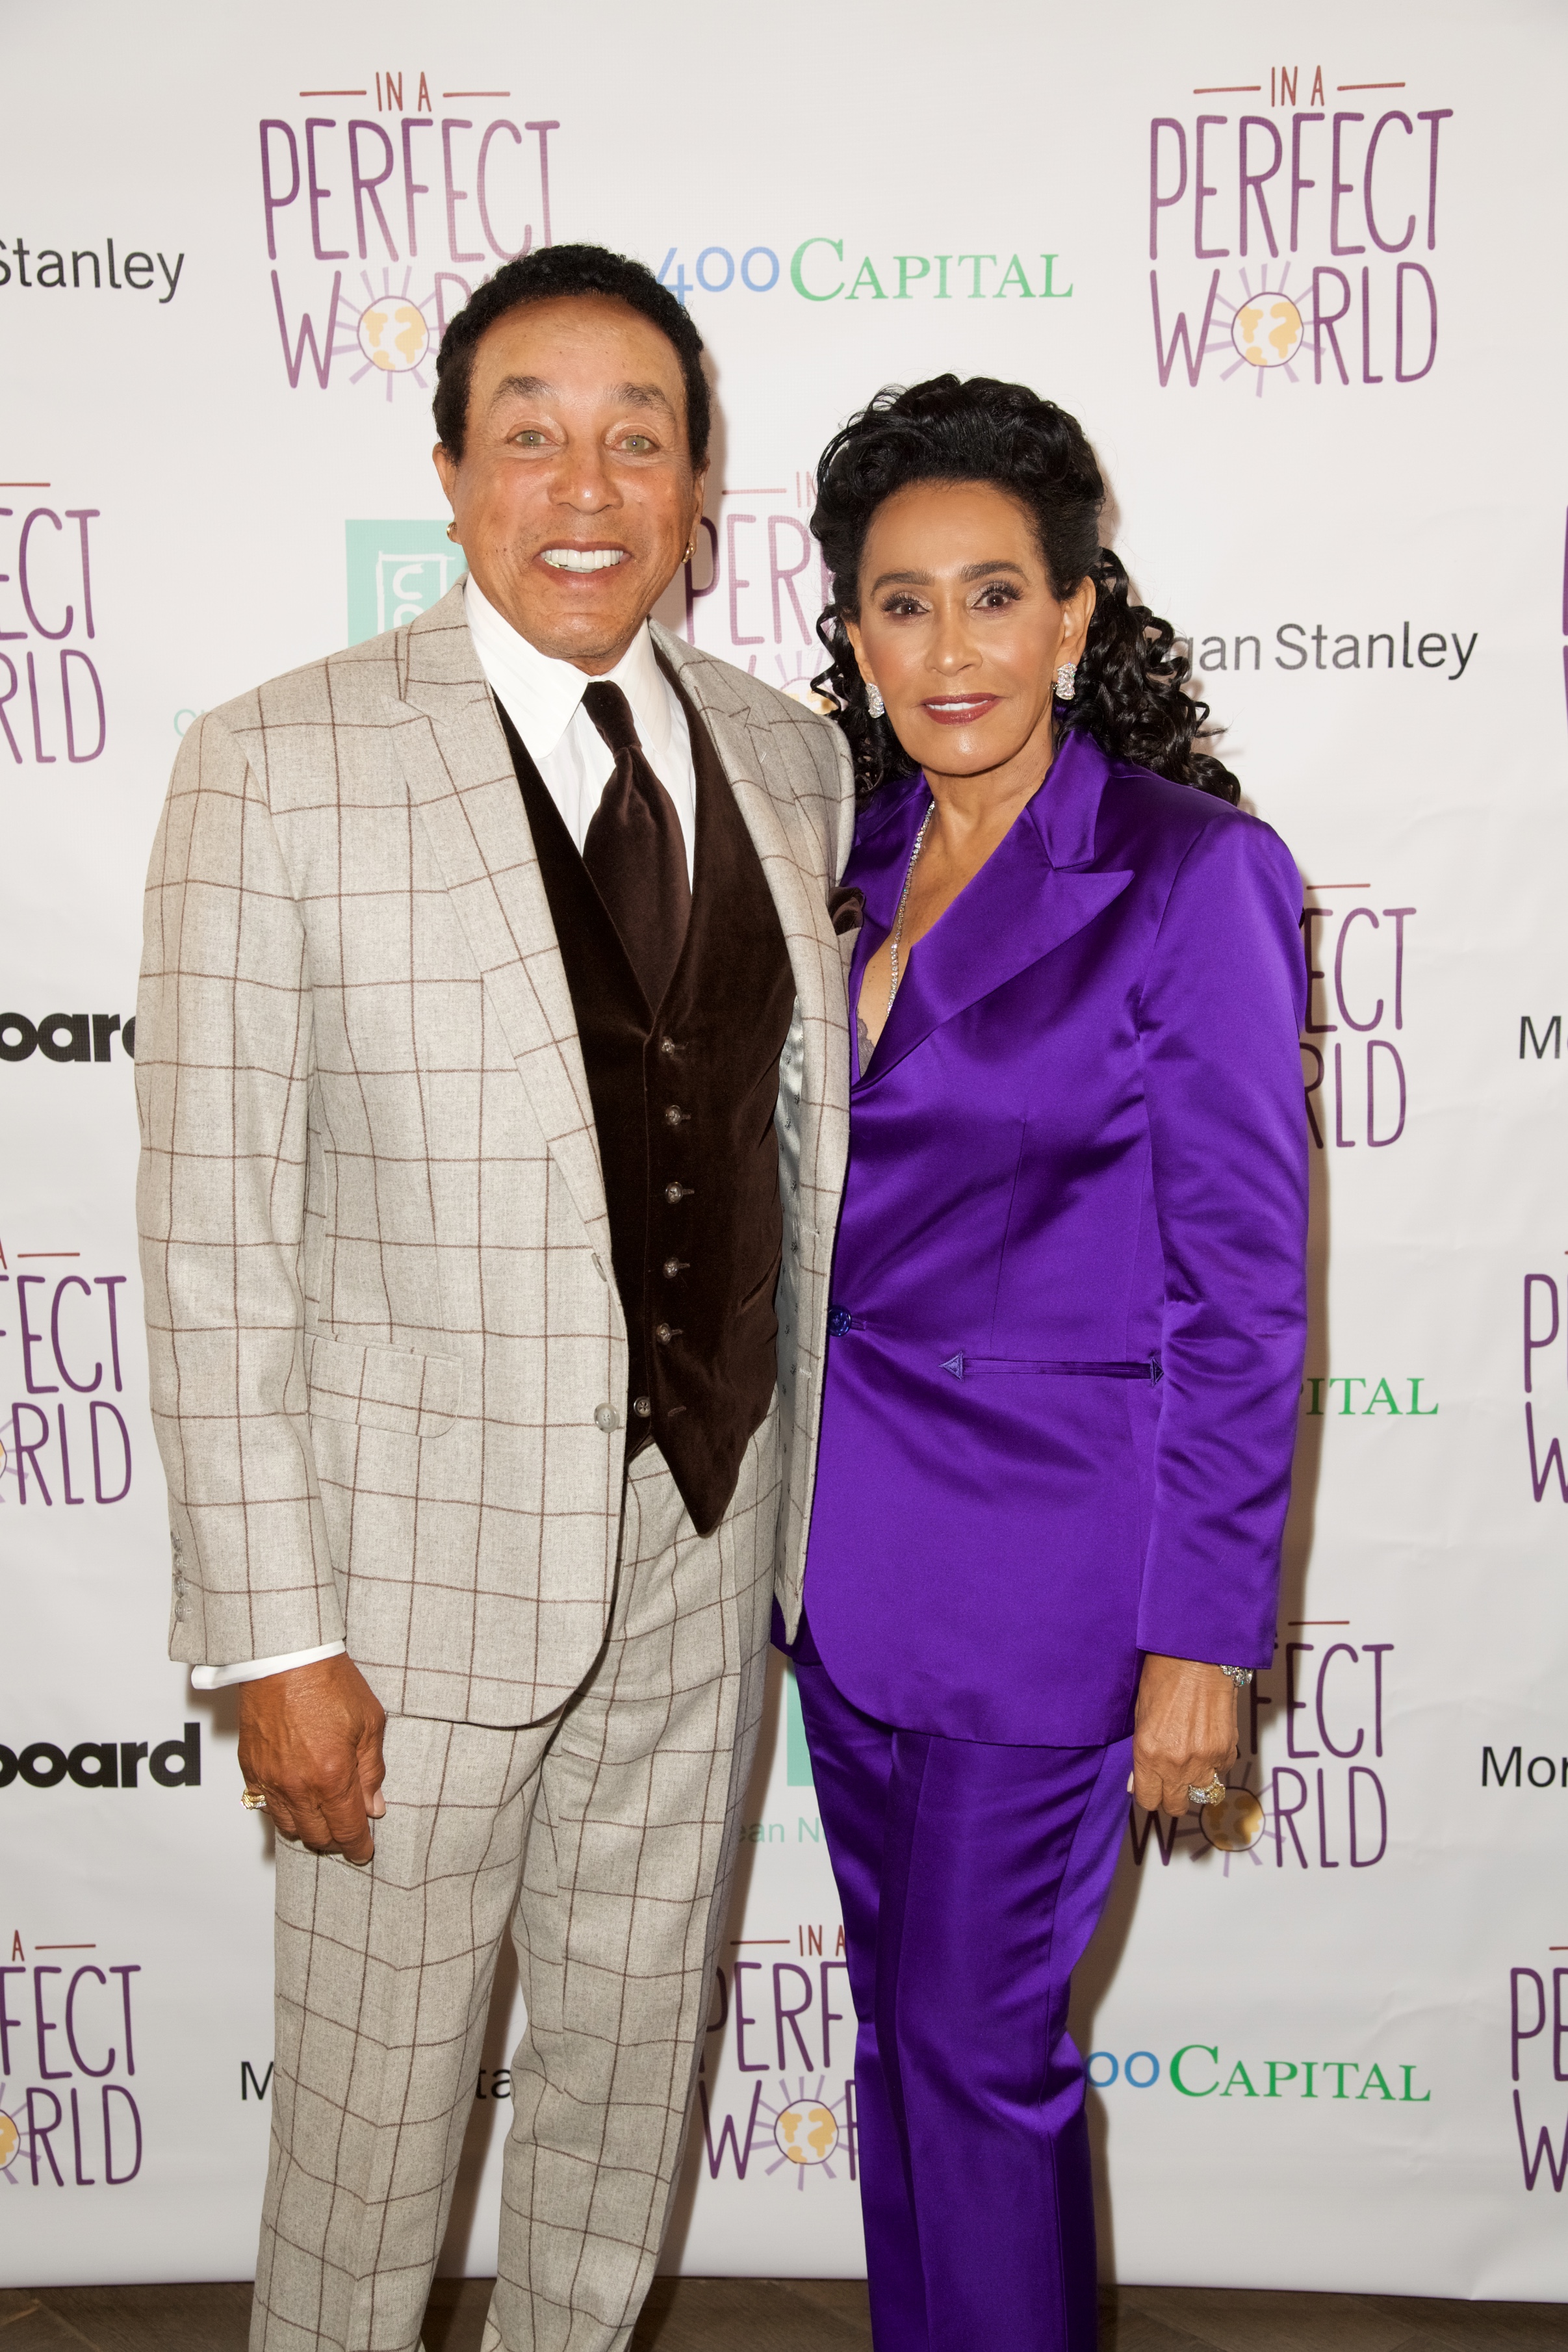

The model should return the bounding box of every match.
[1217,1664,1252,1688]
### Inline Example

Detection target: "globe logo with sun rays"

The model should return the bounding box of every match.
[344,270,438,402]
[757,2077,854,2188]
[0,2091,23,2180]
[357,298,430,374]
[1214,266,1306,395]
[1229,294,1304,370]
[774,2101,839,2165]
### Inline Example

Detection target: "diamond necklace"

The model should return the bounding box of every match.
[886,799,936,1011]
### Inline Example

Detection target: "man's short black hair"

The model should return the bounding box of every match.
[432,243,710,467]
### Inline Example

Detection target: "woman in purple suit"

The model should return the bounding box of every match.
[792,378,1308,2350]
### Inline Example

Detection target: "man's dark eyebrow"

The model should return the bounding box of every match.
[489,373,554,406]
[486,374,677,423]
[868,559,1029,594]
[608,380,677,419]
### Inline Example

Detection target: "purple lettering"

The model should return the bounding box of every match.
[441,119,483,263]
[1238,117,1282,257]
[347,120,398,261]
[726,514,763,647]
[61,649,106,760]
[90,1401,133,1503]
[1394,261,1437,383]
[1330,113,1366,254]
[304,118,348,261]
[1193,116,1229,257]
[1348,1768,1387,1866]
[476,121,528,259]
[259,120,300,261]
[65,1965,114,2076]
[1148,120,1187,260]
[1364,112,1415,253]
[1311,266,1352,385]
[19,508,71,638]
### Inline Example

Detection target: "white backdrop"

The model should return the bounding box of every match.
[3,0,1567,2301]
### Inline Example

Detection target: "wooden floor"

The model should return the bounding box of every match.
[1,2277,1563,2351]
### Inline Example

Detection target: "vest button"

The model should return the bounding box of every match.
[664,1182,689,1204]
[655,1323,675,1345]
[632,1395,653,1418]
[664,1105,686,1126]
[594,1404,620,1432]
[663,1258,684,1279]
[659,1037,678,1057]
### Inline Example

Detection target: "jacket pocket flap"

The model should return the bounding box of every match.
[306,1334,463,1438]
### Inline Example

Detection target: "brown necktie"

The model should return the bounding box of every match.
[580,680,691,1009]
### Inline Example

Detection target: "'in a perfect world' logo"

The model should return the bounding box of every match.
[261,71,558,397]
[1511,1965,1568,2191]
[1,1930,144,2188]
[1129,1627,1394,1873]
[0,502,105,766]
[0,1241,134,1508]
[1523,1273,1568,1504]
[1148,64,1450,392]
[1300,890,1416,1150]
[695,1946,857,2193]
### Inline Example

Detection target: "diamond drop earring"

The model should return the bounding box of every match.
[1054,661,1077,702]
[865,682,886,718]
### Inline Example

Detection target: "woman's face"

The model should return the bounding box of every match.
[844,478,1095,787]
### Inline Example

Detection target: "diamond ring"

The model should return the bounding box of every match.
[1187,1773,1227,1807]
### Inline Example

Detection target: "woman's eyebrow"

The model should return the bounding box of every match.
[869,559,1028,593]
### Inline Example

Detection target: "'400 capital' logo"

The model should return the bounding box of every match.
[1148,62,1450,393]
[259,69,558,398]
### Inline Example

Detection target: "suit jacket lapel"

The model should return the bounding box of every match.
[392,585,612,1254]
[858,731,1133,1086]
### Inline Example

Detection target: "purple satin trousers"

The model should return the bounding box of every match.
[793,1617,1134,2352]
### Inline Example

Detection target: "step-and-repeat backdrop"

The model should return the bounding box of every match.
[3,0,1566,2302]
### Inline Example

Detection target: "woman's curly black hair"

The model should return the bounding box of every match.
[810,375,1238,805]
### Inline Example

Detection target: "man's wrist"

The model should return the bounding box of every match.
[191,1641,348,1690]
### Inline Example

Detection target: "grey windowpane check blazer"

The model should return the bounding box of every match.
[135,587,855,1724]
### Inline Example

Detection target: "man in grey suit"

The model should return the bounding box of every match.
[136,245,854,2352]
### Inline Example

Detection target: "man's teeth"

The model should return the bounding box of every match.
[541,547,628,572]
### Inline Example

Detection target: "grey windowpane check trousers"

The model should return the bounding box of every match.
[250,1412,781,2352]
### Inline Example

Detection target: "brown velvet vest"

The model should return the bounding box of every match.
[497,671,795,1536]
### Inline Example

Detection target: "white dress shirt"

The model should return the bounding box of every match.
[191,581,699,1690]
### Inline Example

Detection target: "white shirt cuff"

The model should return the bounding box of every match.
[190,1641,347,1690]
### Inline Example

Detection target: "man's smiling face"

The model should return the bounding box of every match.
[434,292,706,674]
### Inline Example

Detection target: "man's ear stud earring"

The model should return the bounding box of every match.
[446,523,459,543]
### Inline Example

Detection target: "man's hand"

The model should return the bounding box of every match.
[1131,1653,1239,1818]
[237,1655,387,1863]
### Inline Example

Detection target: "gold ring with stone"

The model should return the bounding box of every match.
[240,1788,268,1811]
[1187,1772,1226,1807]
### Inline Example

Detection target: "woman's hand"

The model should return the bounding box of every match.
[1131,1654,1239,1818]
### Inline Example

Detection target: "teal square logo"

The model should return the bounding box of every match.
[785,1662,815,1787]
[345,521,467,645]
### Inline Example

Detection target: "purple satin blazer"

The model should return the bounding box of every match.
[803,730,1309,1748]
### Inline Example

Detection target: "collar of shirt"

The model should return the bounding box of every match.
[464,574,676,768]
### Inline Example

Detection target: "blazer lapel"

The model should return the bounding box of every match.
[391,586,612,1253]
[860,732,1132,1086]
